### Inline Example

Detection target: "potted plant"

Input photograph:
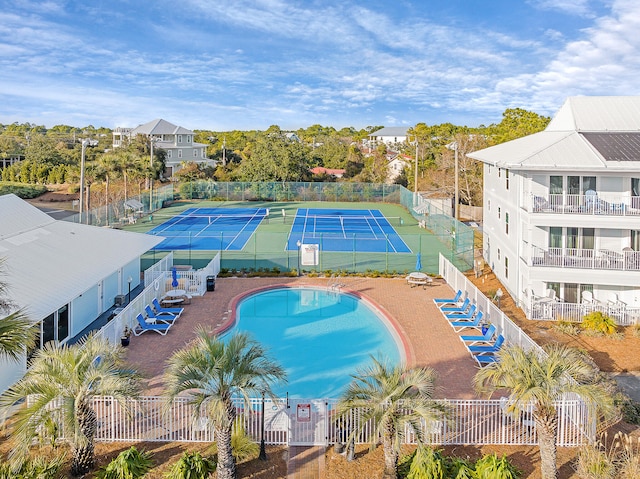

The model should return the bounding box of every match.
[121,326,132,347]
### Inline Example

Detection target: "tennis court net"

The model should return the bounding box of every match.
[153,213,269,225]
[292,214,403,226]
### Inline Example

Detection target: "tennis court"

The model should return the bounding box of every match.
[147,207,268,251]
[286,208,411,253]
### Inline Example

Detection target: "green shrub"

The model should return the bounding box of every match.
[474,453,520,479]
[582,311,617,336]
[554,320,581,335]
[0,182,48,199]
[165,451,216,479]
[96,446,153,479]
[448,457,475,479]
[406,445,447,479]
[573,443,616,479]
[617,398,640,425]
[0,455,65,479]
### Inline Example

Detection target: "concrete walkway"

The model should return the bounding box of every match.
[287,446,325,479]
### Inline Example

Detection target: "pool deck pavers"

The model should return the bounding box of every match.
[124,276,479,478]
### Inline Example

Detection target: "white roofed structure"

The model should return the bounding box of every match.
[0,194,162,393]
[468,96,640,325]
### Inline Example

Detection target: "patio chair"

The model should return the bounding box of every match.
[449,311,484,333]
[145,305,181,322]
[439,297,470,313]
[473,354,499,367]
[133,314,172,336]
[152,298,184,317]
[466,334,504,354]
[444,304,477,320]
[433,290,462,305]
[460,324,496,346]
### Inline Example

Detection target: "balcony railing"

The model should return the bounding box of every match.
[527,298,640,325]
[530,245,640,271]
[529,193,640,216]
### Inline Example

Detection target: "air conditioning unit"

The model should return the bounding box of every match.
[114,294,126,306]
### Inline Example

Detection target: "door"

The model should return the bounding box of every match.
[288,399,328,446]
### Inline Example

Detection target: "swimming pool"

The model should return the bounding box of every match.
[230,286,405,398]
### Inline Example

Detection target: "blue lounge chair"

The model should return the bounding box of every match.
[134,313,172,336]
[460,324,496,346]
[433,290,462,305]
[152,298,184,316]
[473,354,499,367]
[445,304,477,320]
[145,304,180,321]
[450,311,484,332]
[440,297,470,313]
[467,334,504,354]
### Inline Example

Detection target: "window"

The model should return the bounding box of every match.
[550,176,563,195]
[505,169,509,190]
[178,149,183,158]
[498,168,502,178]
[549,227,562,248]
[505,212,509,234]
[497,248,501,260]
[57,305,69,341]
[193,149,197,157]
[498,207,501,219]
[488,199,491,211]
[167,150,172,158]
[505,257,509,278]
[632,230,640,251]
[178,135,183,143]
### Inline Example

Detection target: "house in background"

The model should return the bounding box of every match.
[387,153,412,183]
[469,96,640,323]
[0,154,24,169]
[113,119,213,177]
[0,194,162,394]
[367,127,409,149]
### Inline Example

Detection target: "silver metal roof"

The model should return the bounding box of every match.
[0,195,163,321]
[469,96,640,171]
[132,119,194,136]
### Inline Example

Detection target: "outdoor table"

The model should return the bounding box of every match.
[165,289,186,298]
[406,272,432,288]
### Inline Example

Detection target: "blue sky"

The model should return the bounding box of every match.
[1,0,639,131]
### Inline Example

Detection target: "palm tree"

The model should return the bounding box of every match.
[474,344,617,479]
[163,328,286,479]
[0,258,37,362]
[0,333,141,476]
[338,355,446,479]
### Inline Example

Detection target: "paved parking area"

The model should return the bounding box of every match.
[125,276,479,399]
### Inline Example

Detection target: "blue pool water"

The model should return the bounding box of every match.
[232,287,403,399]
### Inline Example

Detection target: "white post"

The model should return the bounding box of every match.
[79,139,91,224]
[454,142,459,220]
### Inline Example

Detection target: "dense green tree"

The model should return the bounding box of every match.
[339,356,446,479]
[488,108,550,145]
[233,130,311,182]
[164,329,286,479]
[474,344,617,479]
[310,137,349,169]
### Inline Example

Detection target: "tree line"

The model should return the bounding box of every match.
[0,108,550,206]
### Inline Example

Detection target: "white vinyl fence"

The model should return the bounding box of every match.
[84,395,592,447]
[439,254,544,354]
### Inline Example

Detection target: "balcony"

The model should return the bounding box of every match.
[526,297,640,325]
[529,245,640,271]
[528,193,640,216]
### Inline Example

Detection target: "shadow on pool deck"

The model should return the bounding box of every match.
[124,276,478,399]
